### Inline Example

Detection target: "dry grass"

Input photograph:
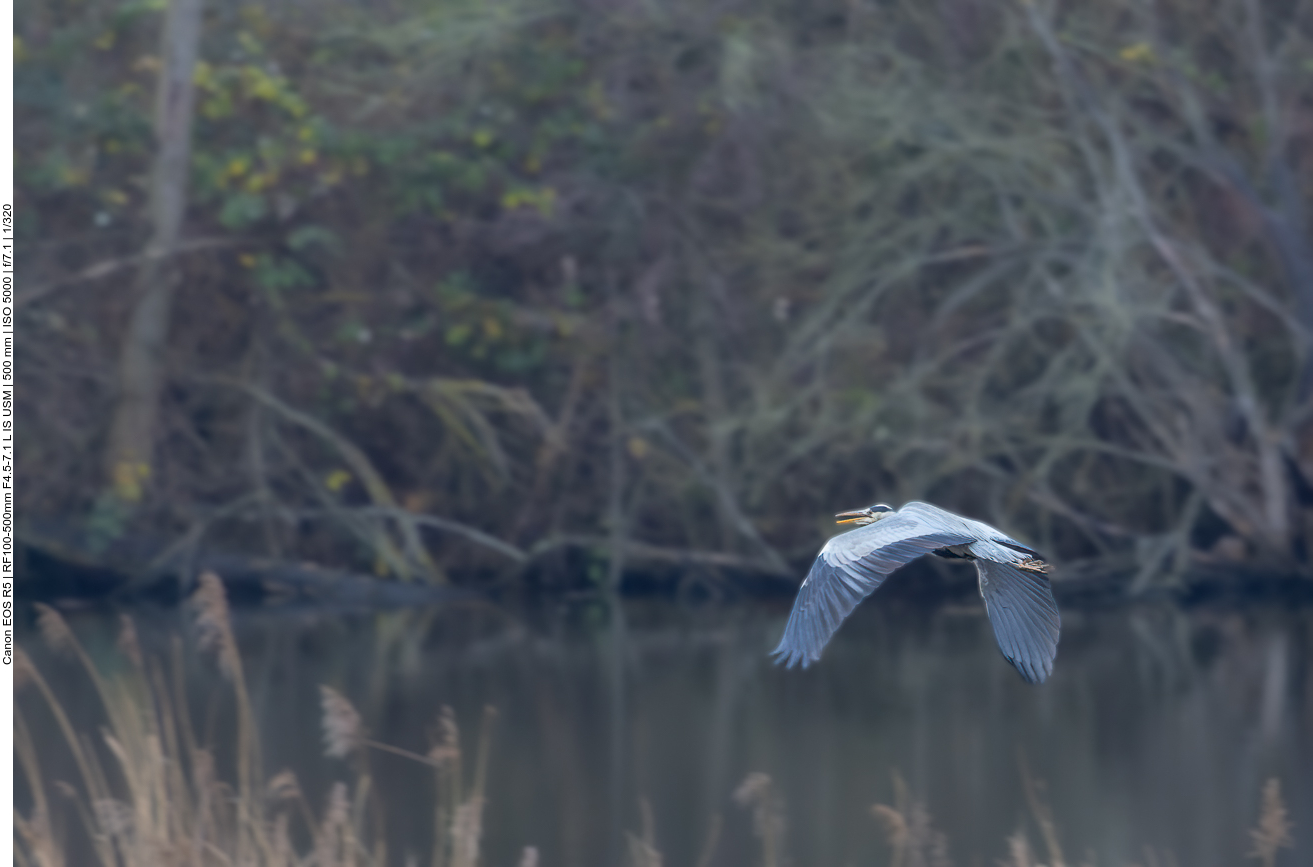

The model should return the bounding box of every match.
[733,772,785,867]
[14,577,498,867]
[1250,779,1294,867]
[869,770,1295,867]
[871,773,952,867]
[320,685,367,760]
[625,798,663,867]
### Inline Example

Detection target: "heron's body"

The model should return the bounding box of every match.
[772,501,1061,683]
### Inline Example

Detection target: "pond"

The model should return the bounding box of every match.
[18,591,1310,867]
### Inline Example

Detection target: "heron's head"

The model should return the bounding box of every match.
[835,503,894,526]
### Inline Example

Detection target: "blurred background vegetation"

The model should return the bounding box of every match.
[16,0,1313,590]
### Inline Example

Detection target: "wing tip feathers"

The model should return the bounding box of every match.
[769,644,816,670]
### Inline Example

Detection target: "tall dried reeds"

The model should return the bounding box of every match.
[734,772,785,867]
[311,687,500,867]
[625,797,664,867]
[1004,832,1035,867]
[321,685,367,760]
[427,705,497,867]
[191,571,241,680]
[16,602,481,867]
[1019,752,1066,867]
[13,710,65,867]
[1250,778,1294,867]
[871,773,953,867]
[190,571,262,820]
[14,609,1297,867]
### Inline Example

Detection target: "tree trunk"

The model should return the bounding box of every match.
[104,0,204,502]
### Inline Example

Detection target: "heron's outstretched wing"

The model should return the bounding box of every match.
[977,559,1060,684]
[771,515,971,669]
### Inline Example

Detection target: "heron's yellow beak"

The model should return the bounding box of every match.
[834,509,870,524]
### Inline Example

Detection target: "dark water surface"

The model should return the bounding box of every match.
[21,592,1312,866]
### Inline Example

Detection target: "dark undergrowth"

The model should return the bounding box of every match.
[17,0,1313,590]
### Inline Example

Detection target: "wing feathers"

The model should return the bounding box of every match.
[977,559,1061,684]
[771,528,966,669]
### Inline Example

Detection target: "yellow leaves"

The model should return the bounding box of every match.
[94,31,116,51]
[188,62,323,201]
[627,436,650,460]
[324,468,353,493]
[239,254,257,268]
[111,461,151,503]
[585,80,612,120]
[101,188,129,206]
[196,60,309,119]
[500,186,557,217]
[1119,42,1155,64]
[241,65,309,117]
[480,316,504,341]
[223,156,277,193]
[237,30,263,58]
[481,317,504,340]
[247,68,282,102]
[244,172,277,193]
[13,36,25,63]
[60,165,90,188]
[471,129,496,149]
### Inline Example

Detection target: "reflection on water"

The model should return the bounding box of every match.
[20,592,1312,866]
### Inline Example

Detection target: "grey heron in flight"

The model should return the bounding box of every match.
[772,502,1060,683]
